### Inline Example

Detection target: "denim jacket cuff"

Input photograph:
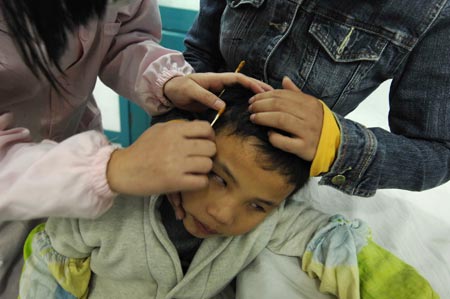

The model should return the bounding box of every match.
[318,115,379,197]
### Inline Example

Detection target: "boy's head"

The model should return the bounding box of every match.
[153,86,310,238]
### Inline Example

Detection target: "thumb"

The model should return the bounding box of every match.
[282,76,302,92]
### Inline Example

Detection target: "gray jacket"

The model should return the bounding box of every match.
[44,195,328,298]
[19,195,437,298]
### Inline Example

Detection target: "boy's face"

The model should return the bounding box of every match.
[181,132,296,239]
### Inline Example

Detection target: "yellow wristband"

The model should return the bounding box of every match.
[310,101,341,177]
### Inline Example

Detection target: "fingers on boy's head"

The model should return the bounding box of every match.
[151,85,254,126]
[152,85,310,192]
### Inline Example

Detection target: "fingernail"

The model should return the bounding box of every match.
[250,114,255,122]
[176,212,182,220]
[248,104,253,112]
[214,99,226,110]
[248,96,255,104]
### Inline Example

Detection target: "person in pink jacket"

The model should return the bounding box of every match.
[0,0,271,297]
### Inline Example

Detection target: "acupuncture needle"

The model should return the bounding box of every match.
[210,60,246,127]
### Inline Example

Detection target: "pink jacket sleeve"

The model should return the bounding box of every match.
[99,0,194,115]
[0,113,118,221]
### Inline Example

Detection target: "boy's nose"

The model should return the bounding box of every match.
[206,202,235,226]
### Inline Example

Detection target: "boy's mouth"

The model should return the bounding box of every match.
[178,193,219,236]
[193,216,218,235]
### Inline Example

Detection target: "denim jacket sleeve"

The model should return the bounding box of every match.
[183,0,226,72]
[321,2,450,196]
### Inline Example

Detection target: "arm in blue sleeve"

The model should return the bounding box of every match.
[320,3,450,196]
[183,0,226,72]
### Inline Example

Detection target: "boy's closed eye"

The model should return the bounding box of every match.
[249,202,267,213]
[208,170,271,213]
[209,171,227,187]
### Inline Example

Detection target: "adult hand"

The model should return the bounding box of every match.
[248,76,324,161]
[163,72,273,112]
[106,120,216,196]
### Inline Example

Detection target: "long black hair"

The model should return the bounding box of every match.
[152,86,311,193]
[0,0,108,90]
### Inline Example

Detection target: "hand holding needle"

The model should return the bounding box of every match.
[210,60,246,127]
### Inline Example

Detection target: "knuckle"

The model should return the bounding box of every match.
[192,139,203,150]
[273,100,284,111]
[194,119,210,128]
[272,90,284,98]
[236,73,245,80]
[274,114,284,127]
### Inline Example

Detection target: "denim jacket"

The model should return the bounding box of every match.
[184,0,450,196]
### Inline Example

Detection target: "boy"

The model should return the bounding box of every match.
[19,87,437,299]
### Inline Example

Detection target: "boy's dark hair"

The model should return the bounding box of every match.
[0,0,108,90]
[152,86,311,193]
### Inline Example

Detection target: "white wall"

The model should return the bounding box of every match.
[346,81,390,130]
[94,79,121,132]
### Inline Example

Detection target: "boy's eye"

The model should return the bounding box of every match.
[250,202,266,213]
[209,171,227,187]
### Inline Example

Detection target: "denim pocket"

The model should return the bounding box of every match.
[309,18,388,62]
[226,0,265,9]
[301,16,388,108]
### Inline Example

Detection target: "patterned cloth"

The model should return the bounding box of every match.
[302,216,439,299]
